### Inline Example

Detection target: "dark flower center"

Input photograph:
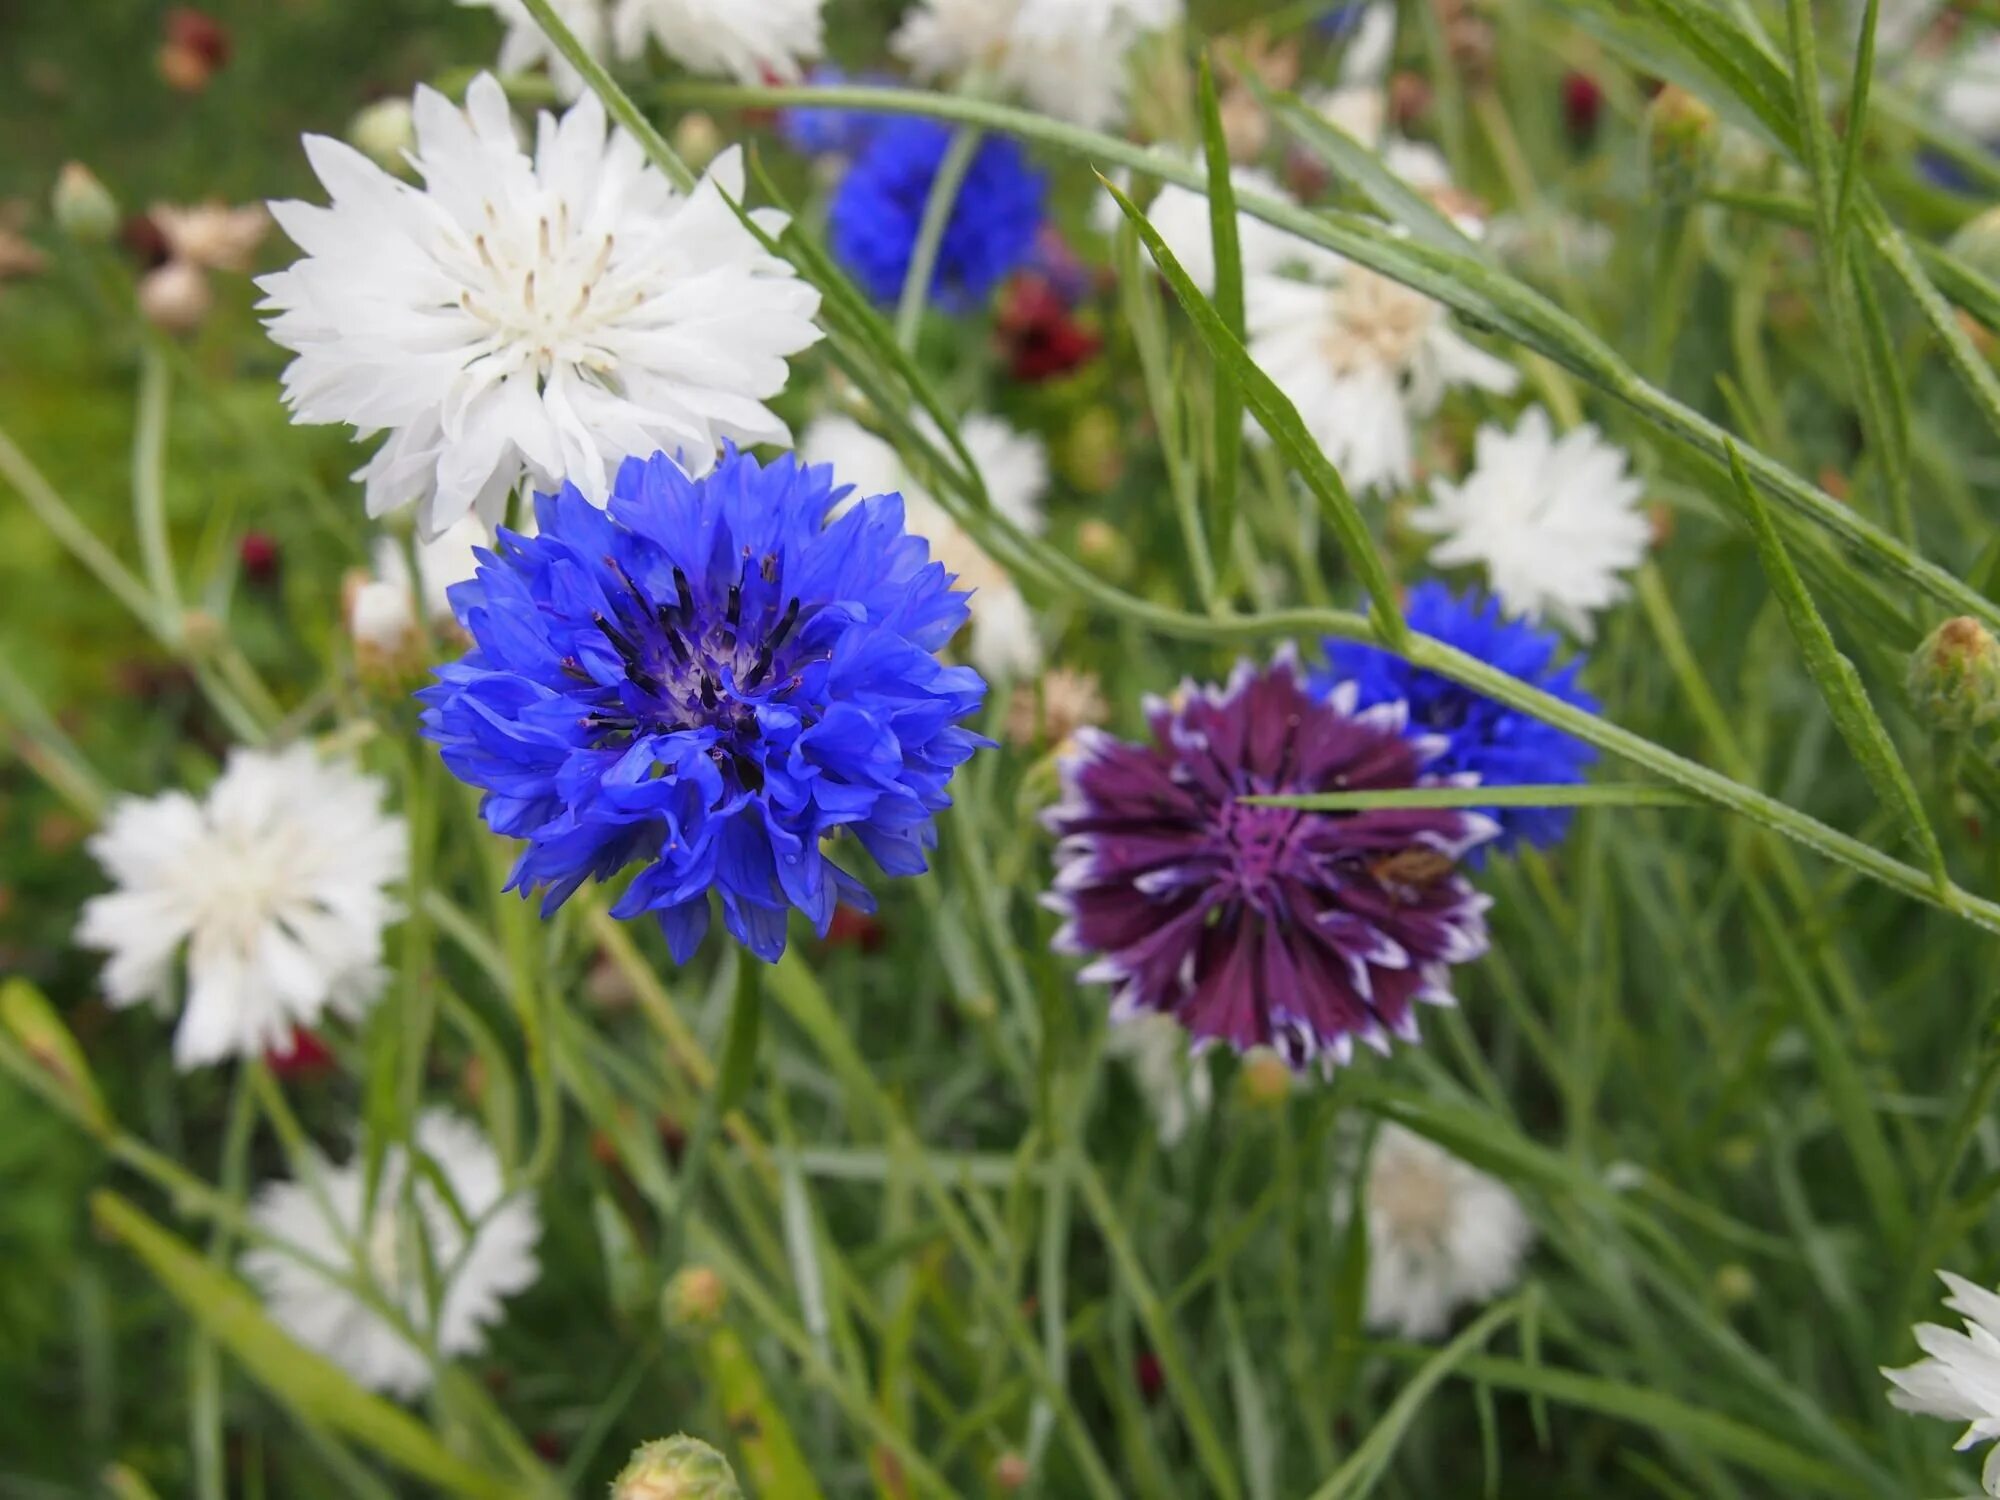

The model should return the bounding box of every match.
[1216,798,1303,905]
[568,552,819,787]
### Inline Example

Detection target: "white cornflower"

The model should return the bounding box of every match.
[1885,1271,2000,1497]
[802,413,1048,682]
[611,0,825,82]
[76,746,405,1069]
[1245,255,1517,495]
[893,0,1182,131]
[460,0,609,101]
[243,1111,541,1398]
[1097,152,1325,295]
[259,73,821,538]
[1409,405,1649,639]
[1350,1124,1532,1341]
[348,514,490,653]
[1105,1011,1212,1148]
[1945,34,2000,142]
[1336,1,1397,84]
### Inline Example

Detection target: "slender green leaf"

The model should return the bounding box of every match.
[1198,53,1246,600]
[1245,784,1698,811]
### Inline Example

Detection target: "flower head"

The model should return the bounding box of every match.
[1317,583,1598,855]
[1246,258,1517,495]
[1045,655,1494,1071]
[801,412,1048,682]
[894,0,1182,131]
[831,119,1045,308]
[1886,1271,2000,1496]
[611,0,825,81]
[243,1110,540,1397]
[1409,406,1648,639]
[77,746,405,1069]
[151,200,269,273]
[420,446,990,962]
[259,74,820,537]
[1350,1123,1532,1339]
[460,0,609,101]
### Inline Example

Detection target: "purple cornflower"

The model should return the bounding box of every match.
[1044,655,1494,1071]
[420,447,990,962]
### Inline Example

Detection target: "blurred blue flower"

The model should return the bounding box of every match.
[420,448,990,962]
[830,118,1046,307]
[1315,583,1599,855]
[778,66,892,159]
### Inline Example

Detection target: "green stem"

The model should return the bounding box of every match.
[133,343,181,627]
[895,125,982,352]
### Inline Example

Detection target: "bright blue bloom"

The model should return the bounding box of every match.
[779,66,890,158]
[420,447,991,963]
[1314,583,1599,855]
[830,118,1046,308]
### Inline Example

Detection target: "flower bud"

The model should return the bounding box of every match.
[1240,1049,1293,1107]
[672,113,726,175]
[137,260,213,336]
[1561,71,1603,142]
[53,162,118,243]
[1643,85,1718,200]
[993,1453,1031,1491]
[1950,204,2000,283]
[611,1436,744,1500]
[1060,407,1125,495]
[663,1266,728,1332]
[349,98,418,174]
[1908,616,2000,733]
[1714,1264,1757,1308]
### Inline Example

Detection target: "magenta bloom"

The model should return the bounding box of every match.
[1044,657,1495,1071]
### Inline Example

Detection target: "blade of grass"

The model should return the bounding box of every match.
[1198,54,1245,606]
[1245,784,1698,811]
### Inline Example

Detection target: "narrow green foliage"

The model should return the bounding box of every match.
[1198,53,1246,602]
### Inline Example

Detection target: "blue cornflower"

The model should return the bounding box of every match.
[830,118,1046,308]
[419,447,991,962]
[779,66,890,159]
[1314,583,1599,855]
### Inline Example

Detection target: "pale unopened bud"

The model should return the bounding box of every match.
[137,260,212,335]
[663,1266,727,1332]
[54,163,118,243]
[993,1453,1031,1491]
[1951,205,2000,283]
[672,113,725,175]
[611,1435,743,1500]
[1060,407,1126,496]
[1644,86,1717,200]
[1908,616,2000,732]
[1714,1264,1757,1308]
[1240,1049,1292,1106]
[349,98,417,174]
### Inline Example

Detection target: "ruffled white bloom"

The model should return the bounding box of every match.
[1105,1011,1212,1148]
[1944,34,2000,141]
[460,0,609,101]
[259,74,821,538]
[802,413,1047,681]
[348,514,490,652]
[1885,1271,2000,1497]
[610,0,825,81]
[1350,1124,1531,1340]
[893,0,1182,131]
[243,1111,541,1398]
[1245,255,1517,495]
[76,747,405,1069]
[1410,406,1649,639]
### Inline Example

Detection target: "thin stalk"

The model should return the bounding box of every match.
[895,125,982,352]
[133,343,181,625]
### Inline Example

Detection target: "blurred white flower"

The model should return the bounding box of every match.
[1486,210,1614,278]
[348,514,490,652]
[243,1111,541,1398]
[802,413,1048,682]
[894,0,1181,131]
[1097,151,1326,295]
[259,74,821,538]
[1351,1124,1532,1340]
[1337,1,1397,84]
[611,0,825,81]
[461,0,609,100]
[151,201,270,273]
[77,746,406,1069]
[1885,1271,2000,1497]
[1944,34,2000,142]
[1245,255,1517,495]
[1105,1011,1212,1148]
[1410,406,1648,639]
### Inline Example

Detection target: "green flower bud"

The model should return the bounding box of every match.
[349,97,417,175]
[611,1436,743,1500]
[1908,616,2000,733]
[52,162,118,243]
[1644,86,1717,201]
[1949,205,2000,283]
[663,1265,727,1333]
